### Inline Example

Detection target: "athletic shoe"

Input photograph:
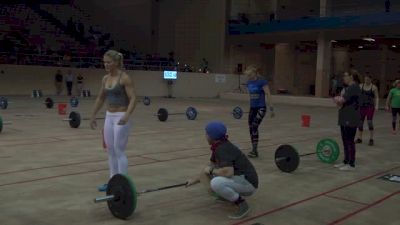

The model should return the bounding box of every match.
[368,139,374,146]
[228,201,250,220]
[334,163,346,168]
[355,138,362,144]
[339,165,355,171]
[392,129,397,135]
[98,183,108,192]
[248,151,258,158]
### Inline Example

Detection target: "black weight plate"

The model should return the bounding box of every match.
[186,107,197,120]
[274,145,300,173]
[45,97,54,109]
[143,96,151,106]
[107,174,137,220]
[69,111,81,128]
[157,108,168,122]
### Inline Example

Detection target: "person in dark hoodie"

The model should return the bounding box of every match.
[333,70,361,171]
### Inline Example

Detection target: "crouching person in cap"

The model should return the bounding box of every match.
[186,121,258,219]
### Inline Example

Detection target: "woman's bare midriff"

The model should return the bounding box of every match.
[107,106,128,112]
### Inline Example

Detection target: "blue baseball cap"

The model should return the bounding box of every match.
[205,121,227,140]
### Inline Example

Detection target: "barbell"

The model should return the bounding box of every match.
[62,111,105,128]
[274,138,340,173]
[155,107,198,122]
[94,174,187,219]
[232,106,274,119]
[92,138,340,219]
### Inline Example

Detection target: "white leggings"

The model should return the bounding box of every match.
[210,175,256,202]
[103,111,132,178]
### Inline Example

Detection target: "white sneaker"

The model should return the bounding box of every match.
[334,163,346,168]
[339,165,355,171]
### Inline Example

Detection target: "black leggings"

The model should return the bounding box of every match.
[248,107,266,147]
[340,126,357,167]
[392,108,400,130]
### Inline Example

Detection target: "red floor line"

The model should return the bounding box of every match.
[230,165,400,225]
[0,135,321,176]
[0,153,210,187]
[0,126,335,148]
[323,194,369,206]
[326,190,400,225]
[138,155,161,162]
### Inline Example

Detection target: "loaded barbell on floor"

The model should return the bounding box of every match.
[94,174,187,220]
[155,107,198,122]
[62,111,105,128]
[232,106,275,119]
[44,97,80,109]
[274,138,340,173]
[0,116,12,133]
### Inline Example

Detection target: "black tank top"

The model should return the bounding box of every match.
[360,84,375,107]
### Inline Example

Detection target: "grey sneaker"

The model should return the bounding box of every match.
[248,151,258,158]
[228,201,250,220]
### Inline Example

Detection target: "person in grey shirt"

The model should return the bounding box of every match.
[333,71,361,171]
[186,121,258,220]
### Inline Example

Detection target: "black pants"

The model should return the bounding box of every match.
[248,107,266,148]
[392,108,400,130]
[66,81,73,96]
[340,126,357,167]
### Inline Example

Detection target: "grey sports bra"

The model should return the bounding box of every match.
[104,73,129,108]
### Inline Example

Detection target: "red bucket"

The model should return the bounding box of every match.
[301,114,311,127]
[57,103,67,115]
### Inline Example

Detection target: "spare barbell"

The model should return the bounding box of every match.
[274,138,340,173]
[155,107,198,122]
[62,111,105,128]
[93,174,187,220]
[0,116,12,133]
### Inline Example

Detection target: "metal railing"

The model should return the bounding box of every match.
[0,52,177,71]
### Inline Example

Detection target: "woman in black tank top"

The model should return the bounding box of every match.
[355,75,379,146]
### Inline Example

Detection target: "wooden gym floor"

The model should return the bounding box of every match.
[0,96,399,225]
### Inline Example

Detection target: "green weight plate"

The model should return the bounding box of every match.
[106,174,137,220]
[316,138,340,163]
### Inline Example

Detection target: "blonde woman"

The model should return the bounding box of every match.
[90,50,137,191]
[244,65,274,158]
